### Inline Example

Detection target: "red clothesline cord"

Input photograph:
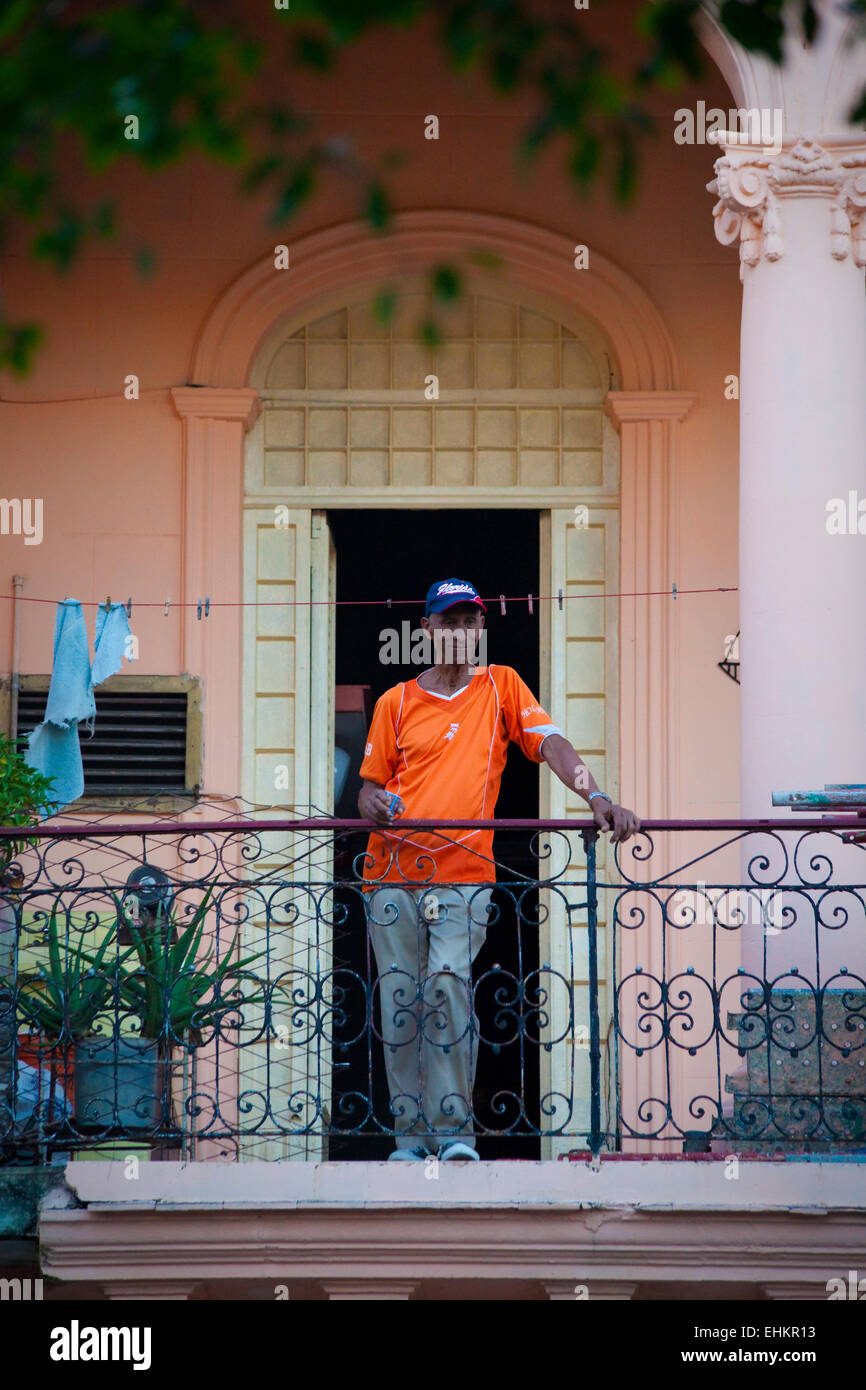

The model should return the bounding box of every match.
[0,586,737,609]
[0,816,861,837]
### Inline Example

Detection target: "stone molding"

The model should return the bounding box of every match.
[38,1160,866,1295]
[40,1204,864,1292]
[186,209,683,392]
[708,136,866,279]
[171,386,261,428]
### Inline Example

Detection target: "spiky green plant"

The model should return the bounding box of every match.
[16,899,136,1042]
[112,883,266,1047]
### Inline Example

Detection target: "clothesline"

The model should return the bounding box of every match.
[1,584,737,614]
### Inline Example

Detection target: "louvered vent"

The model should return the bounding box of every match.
[16,689,189,795]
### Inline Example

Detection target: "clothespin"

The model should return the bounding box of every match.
[197,598,203,620]
[527,594,534,615]
[164,598,171,617]
[386,597,392,609]
[499,594,506,615]
[557,588,563,611]
[106,594,111,610]
[672,582,677,601]
[126,597,132,618]
[204,595,210,617]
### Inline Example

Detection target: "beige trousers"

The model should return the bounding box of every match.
[365,883,494,1152]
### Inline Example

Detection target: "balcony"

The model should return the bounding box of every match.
[2,810,865,1165]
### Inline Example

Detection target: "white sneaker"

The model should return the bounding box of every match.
[387,1145,431,1161]
[437,1141,480,1161]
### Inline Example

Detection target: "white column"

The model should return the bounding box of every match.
[709,133,866,989]
[704,5,866,1101]
[708,136,866,813]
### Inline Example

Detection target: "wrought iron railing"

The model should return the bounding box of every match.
[1,810,864,1162]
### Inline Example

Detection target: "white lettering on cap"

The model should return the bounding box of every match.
[436,582,474,596]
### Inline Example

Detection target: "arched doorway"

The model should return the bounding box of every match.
[239,275,620,1160]
[174,209,691,1161]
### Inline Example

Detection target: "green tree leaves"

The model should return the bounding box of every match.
[1,0,862,375]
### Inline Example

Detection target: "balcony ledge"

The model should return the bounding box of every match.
[33,1159,866,1296]
[59,1156,866,1214]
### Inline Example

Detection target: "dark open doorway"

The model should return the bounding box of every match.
[327,508,542,1161]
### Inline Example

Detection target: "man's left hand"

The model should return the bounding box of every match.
[590,797,641,843]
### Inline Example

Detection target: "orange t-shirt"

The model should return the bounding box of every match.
[358,664,562,886]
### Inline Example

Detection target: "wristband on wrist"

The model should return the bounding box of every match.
[588,790,611,805]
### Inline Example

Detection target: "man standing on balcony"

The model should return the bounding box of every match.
[358,577,640,1163]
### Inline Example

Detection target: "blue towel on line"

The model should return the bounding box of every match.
[92,601,132,686]
[25,599,133,814]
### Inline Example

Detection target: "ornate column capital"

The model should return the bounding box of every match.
[707,136,866,278]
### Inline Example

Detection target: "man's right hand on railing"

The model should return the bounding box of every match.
[586,795,642,844]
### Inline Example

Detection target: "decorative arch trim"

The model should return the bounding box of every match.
[188,210,682,392]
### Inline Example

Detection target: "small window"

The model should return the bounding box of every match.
[10,675,202,801]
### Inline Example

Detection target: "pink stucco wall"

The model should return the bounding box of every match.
[0,3,740,817]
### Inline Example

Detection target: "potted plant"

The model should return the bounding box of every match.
[15,897,139,1131]
[16,874,265,1138]
[0,732,59,1142]
[65,863,183,1137]
[97,881,267,1135]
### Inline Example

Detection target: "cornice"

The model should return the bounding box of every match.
[39,1205,865,1286]
[171,385,262,428]
[604,391,697,427]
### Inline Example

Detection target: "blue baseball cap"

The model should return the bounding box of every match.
[425,578,487,615]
